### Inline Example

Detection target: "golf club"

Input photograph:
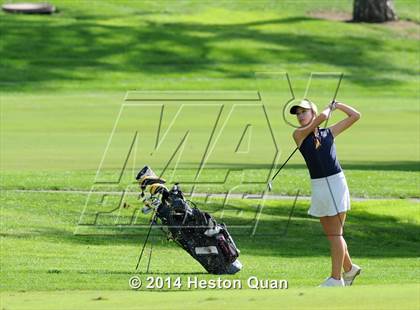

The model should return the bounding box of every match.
[268,73,344,192]
[314,73,344,229]
[267,146,299,191]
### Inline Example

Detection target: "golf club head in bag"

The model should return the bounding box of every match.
[136,166,166,197]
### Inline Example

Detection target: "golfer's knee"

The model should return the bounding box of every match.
[326,234,343,242]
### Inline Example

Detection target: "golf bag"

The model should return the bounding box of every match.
[136,166,242,275]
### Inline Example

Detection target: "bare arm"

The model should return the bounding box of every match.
[329,102,361,138]
[293,106,333,147]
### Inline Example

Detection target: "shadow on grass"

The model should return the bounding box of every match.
[1,11,416,91]
[5,200,417,259]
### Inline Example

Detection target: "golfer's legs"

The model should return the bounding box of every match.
[343,238,353,272]
[337,214,353,272]
[320,212,348,279]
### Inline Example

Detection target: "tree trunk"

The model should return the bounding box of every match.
[353,0,397,23]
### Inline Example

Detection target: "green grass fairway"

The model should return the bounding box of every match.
[1,1,419,309]
[1,0,419,198]
[1,91,419,198]
[1,192,419,290]
[1,191,419,308]
[2,285,419,310]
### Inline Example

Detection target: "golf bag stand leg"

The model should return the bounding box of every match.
[135,213,157,272]
[146,239,153,273]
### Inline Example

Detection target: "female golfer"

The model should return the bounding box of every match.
[290,99,361,287]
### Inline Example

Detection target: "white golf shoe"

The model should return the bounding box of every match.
[343,264,362,286]
[319,277,345,287]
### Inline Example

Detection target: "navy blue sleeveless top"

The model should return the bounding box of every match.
[299,128,342,179]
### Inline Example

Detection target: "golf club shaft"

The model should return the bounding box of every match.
[270,73,343,187]
[317,73,344,229]
[270,146,299,183]
[324,73,343,128]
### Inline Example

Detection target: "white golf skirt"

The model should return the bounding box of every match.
[308,171,350,217]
